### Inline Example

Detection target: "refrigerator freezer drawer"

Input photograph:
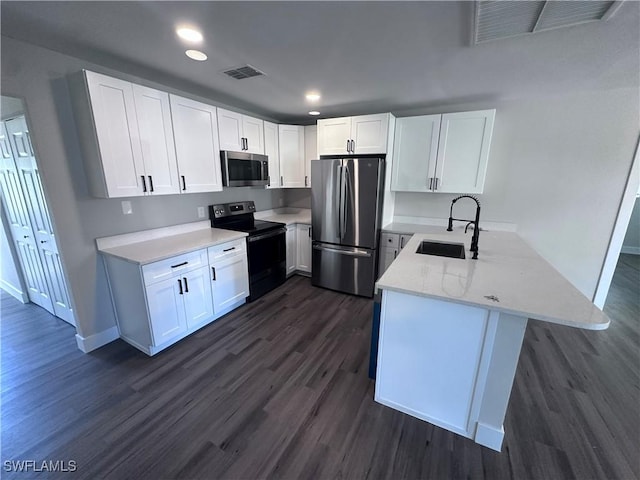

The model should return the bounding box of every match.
[311,243,377,297]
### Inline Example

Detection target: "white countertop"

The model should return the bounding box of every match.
[376,231,610,331]
[256,208,311,225]
[97,228,247,265]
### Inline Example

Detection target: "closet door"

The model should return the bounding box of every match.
[0,122,55,315]
[5,117,75,324]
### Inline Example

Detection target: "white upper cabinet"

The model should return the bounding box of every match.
[169,94,223,193]
[264,121,280,188]
[73,70,181,197]
[391,115,441,192]
[317,117,351,155]
[391,109,495,194]
[304,125,317,188]
[131,84,180,195]
[217,107,264,154]
[435,110,495,194]
[81,71,145,198]
[279,125,305,188]
[317,113,391,156]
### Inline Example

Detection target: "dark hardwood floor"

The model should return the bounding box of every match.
[1,255,638,479]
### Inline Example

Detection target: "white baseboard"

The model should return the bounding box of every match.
[75,326,119,353]
[0,280,28,303]
[620,246,640,255]
[474,422,504,452]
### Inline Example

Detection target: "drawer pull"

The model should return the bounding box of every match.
[223,247,236,252]
[171,261,188,268]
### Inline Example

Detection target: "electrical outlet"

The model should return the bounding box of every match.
[197,206,205,218]
[121,201,133,215]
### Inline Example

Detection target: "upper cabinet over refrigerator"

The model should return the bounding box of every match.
[317,113,393,156]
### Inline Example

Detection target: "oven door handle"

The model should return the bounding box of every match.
[247,228,286,243]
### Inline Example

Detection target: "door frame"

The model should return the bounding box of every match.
[0,93,78,328]
[593,135,640,308]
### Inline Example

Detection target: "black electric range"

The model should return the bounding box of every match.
[209,201,286,301]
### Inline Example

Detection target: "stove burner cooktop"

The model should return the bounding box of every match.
[209,201,285,236]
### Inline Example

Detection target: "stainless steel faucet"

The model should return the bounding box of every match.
[447,195,481,259]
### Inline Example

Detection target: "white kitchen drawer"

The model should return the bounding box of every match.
[208,238,246,264]
[380,232,399,249]
[142,249,208,286]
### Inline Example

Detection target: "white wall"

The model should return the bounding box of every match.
[1,96,24,119]
[622,197,640,254]
[392,88,639,298]
[0,209,27,302]
[0,36,285,342]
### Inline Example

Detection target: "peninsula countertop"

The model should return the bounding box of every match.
[376,230,610,331]
[97,228,247,265]
[255,208,311,225]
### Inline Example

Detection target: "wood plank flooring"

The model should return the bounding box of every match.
[1,254,638,479]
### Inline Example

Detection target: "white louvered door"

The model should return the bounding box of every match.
[2,117,75,325]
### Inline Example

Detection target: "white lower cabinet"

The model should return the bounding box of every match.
[296,224,311,273]
[208,239,249,315]
[378,232,412,278]
[104,239,248,356]
[146,275,189,345]
[286,225,297,276]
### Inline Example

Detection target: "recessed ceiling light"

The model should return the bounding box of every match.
[305,92,321,102]
[185,49,208,61]
[309,111,321,116]
[176,26,203,43]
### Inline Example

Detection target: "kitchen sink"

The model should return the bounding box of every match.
[416,241,466,259]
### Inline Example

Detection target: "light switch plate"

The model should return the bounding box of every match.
[121,200,133,215]
[197,206,205,218]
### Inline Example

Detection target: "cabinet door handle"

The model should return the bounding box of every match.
[393,249,398,259]
[305,175,308,187]
[141,175,147,192]
[428,177,432,190]
[308,227,311,238]
[171,261,188,268]
[267,175,271,187]
[148,175,154,192]
[346,139,350,153]
[40,240,47,244]
[434,177,439,190]
[223,247,236,252]
[183,276,189,293]
[400,237,404,249]
[211,266,216,281]
[181,175,186,191]
[178,278,183,295]
[351,139,355,153]
[280,175,284,186]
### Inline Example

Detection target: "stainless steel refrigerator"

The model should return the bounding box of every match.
[311,155,385,297]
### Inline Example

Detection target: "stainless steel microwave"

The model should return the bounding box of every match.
[220,151,269,187]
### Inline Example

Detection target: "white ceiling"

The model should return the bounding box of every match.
[1,1,637,123]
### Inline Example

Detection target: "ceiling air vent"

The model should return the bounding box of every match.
[474,0,622,44]
[222,65,265,80]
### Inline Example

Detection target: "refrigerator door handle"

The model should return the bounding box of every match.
[312,244,372,257]
[342,163,350,239]
[336,164,343,239]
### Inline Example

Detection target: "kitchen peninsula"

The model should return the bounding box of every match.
[374,228,609,451]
